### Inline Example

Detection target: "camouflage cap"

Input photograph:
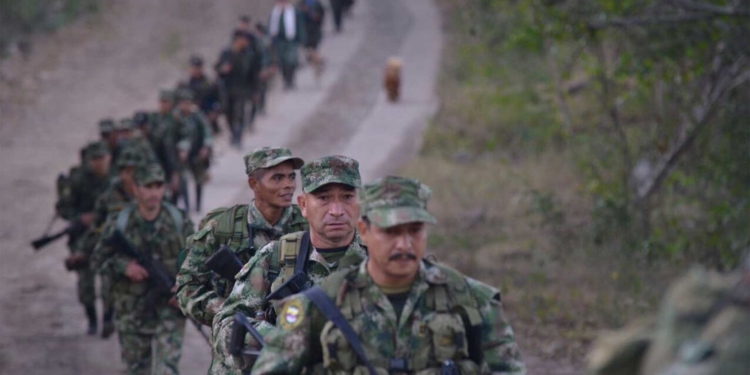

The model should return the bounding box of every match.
[244,146,304,176]
[116,147,143,168]
[135,164,166,185]
[98,118,115,134]
[114,118,135,131]
[176,88,195,101]
[159,89,176,102]
[360,176,436,228]
[301,155,361,193]
[84,141,110,159]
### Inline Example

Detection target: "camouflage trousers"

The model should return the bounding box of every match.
[76,267,112,311]
[116,305,186,375]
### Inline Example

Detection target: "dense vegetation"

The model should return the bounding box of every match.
[405,0,748,363]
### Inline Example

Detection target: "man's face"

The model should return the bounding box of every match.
[189,65,203,78]
[248,161,297,208]
[120,166,137,187]
[136,182,165,210]
[178,99,193,113]
[88,154,111,177]
[103,132,117,148]
[299,184,360,244]
[159,99,173,113]
[233,36,249,51]
[359,220,427,281]
[238,21,250,31]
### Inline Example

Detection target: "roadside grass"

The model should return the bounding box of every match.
[402,0,684,364]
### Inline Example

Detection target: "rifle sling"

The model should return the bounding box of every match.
[303,286,377,375]
[295,231,311,275]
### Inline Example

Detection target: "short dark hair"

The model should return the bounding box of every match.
[239,15,251,23]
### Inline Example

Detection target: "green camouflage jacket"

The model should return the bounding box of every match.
[175,202,308,326]
[174,109,213,156]
[251,259,526,375]
[92,202,194,333]
[210,232,368,375]
[84,178,135,265]
[149,111,185,176]
[587,266,749,375]
[55,166,110,223]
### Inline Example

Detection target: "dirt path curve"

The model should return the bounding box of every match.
[0,0,580,373]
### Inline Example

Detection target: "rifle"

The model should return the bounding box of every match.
[205,245,244,280]
[107,229,210,344]
[31,219,86,251]
[229,312,265,357]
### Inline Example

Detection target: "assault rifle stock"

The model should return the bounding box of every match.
[229,312,266,357]
[205,245,244,280]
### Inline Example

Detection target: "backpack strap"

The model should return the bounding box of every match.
[115,204,136,233]
[213,205,251,250]
[162,202,185,247]
[268,231,311,285]
[303,286,377,375]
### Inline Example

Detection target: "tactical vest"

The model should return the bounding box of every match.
[268,231,310,290]
[312,261,487,375]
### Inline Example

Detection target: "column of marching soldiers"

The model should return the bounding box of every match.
[38,0,528,373]
[34,0,750,373]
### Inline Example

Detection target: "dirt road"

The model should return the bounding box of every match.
[0,0,581,373]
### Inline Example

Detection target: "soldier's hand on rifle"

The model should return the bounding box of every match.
[220,62,232,74]
[124,260,149,282]
[79,212,96,227]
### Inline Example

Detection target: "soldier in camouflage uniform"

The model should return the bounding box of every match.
[176,147,308,328]
[174,88,213,212]
[93,164,194,375]
[112,118,158,170]
[149,89,186,204]
[56,141,112,334]
[587,258,750,375]
[181,55,221,134]
[87,147,146,338]
[252,176,527,375]
[211,155,367,375]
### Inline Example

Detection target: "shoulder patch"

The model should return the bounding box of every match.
[279,298,305,330]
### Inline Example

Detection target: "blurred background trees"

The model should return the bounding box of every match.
[426,0,749,268]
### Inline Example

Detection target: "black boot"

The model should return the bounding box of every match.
[101,309,115,339]
[84,304,97,335]
[195,184,202,213]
